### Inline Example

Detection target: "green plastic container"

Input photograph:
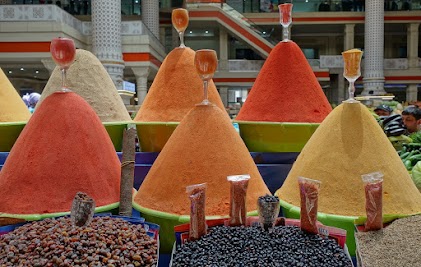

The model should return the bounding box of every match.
[279,198,413,256]
[133,202,258,253]
[235,121,320,152]
[135,122,179,152]
[103,122,130,152]
[0,202,119,224]
[0,121,27,152]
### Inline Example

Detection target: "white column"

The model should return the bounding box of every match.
[407,84,418,102]
[92,0,125,90]
[41,59,56,75]
[362,0,386,96]
[142,0,160,40]
[408,23,420,69]
[344,24,355,51]
[132,67,150,105]
[219,29,228,71]
[219,87,228,107]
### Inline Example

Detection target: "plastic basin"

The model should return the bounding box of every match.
[235,121,320,152]
[0,202,120,226]
[103,121,130,152]
[133,202,258,253]
[135,122,179,152]
[0,122,27,152]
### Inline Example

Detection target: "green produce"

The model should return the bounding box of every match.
[409,132,421,144]
[412,161,421,191]
[390,135,412,151]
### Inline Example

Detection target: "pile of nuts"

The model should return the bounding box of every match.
[0,216,158,267]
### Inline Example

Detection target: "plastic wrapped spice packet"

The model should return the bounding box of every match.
[227,174,250,226]
[362,172,384,231]
[298,177,321,234]
[258,194,280,231]
[186,183,207,241]
[71,192,95,227]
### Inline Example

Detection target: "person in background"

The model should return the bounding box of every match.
[402,106,421,134]
[28,92,41,113]
[374,104,393,117]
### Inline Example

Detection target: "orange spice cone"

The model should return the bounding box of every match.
[134,104,270,215]
[134,47,226,122]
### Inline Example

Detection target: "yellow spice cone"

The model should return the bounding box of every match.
[276,101,421,217]
[0,68,31,122]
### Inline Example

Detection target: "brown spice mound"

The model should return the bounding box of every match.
[356,215,421,267]
[0,68,31,122]
[276,102,421,216]
[39,49,131,122]
[134,104,270,215]
[134,47,226,122]
[236,41,331,123]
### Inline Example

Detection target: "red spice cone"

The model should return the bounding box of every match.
[0,92,121,215]
[134,47,226,122]
[236,41,331,123]
[134,104,270,216]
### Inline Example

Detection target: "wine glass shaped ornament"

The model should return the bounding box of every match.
[172,8,189,48]
[342,49,363,103]
[50,37,76,92]
[194,49,218,106]
[279,3,293,42]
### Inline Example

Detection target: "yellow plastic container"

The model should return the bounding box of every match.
[135,122,179,152]
[0,122,27,152]
[103,121,130,152]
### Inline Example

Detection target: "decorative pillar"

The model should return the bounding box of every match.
[92,0,125,90]
[142,0,160,40]
[407,23,420,69]
[219,29,229,71]
[41,59,57,75]
[362,0,386,96]
[407,84,418,102]
[219,87,228,107]
[132,67,150,105]
[344,24,355,51]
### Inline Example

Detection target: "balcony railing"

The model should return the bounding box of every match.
[320,56,418,69]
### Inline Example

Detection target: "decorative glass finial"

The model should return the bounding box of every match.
[342,49,363,102]
[194,49,218,105]
[172,8,189,48]
[50,37,76,92]
[279,3,293,42]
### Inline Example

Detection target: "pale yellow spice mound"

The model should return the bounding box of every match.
[39,49,131,122]
[134,47,226,122]
[0,68,31,122]
[276,102,421,216]
[135,104,270,215]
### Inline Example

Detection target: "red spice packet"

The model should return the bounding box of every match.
[362,172,383,231]
[298,177,321,234]
[186,183,207,241]
[227,174,250,226]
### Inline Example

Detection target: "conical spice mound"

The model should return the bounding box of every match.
[0,92,121,215]
[134,47,226,122]
[236,41,331,123]
[0,68,31,122]
[134,104,270,215]
[39,49,131,122]
[276,102,421,217]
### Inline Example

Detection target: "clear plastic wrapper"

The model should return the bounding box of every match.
[227,174,250,226]
[71,192,95,227]
[362,172,384,231]
[258,194,280,231]
[298,177,321,234]
[186,183,207,241]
